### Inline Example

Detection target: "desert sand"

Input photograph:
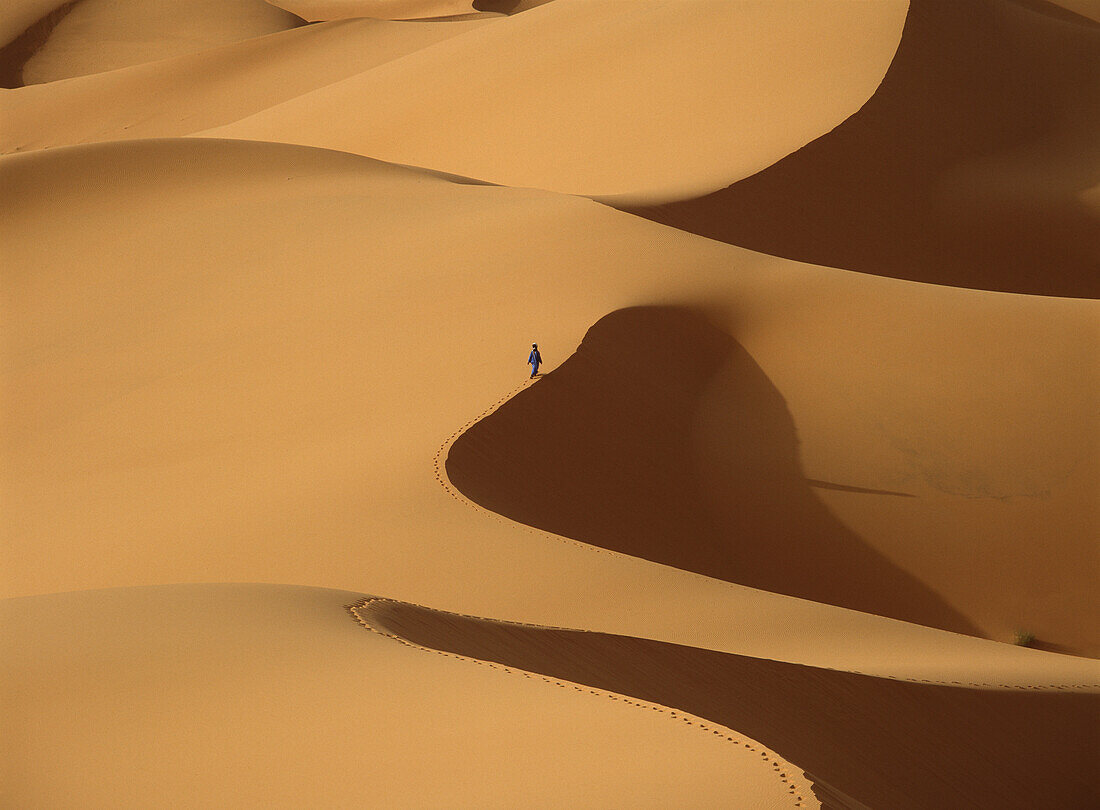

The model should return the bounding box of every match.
[2,1,1098,807]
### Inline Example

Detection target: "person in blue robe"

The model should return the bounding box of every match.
[528,343,542,378]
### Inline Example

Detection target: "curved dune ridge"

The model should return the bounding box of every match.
[2,0,304,88]
[446,306,979,635]
[4,137,1095,653]
[2,0,1098,805]
[198,0,909,200]
[364,598,1100,809]
[623,0,1100,296]
[0,16,496,152]
[2,584,803,808]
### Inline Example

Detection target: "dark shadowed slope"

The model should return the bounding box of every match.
[446,306,978,636]
[622,0,1100,297]
[0,1,78,88]
[369,599,1100,810]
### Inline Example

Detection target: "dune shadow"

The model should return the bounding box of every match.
[621,0,1100,297]
[1030,638,1082,655]
[370,600,1100,810]
[0,0,80,89]
[472,0,552,14]
[472,0,523,11]
[447,306,978,635]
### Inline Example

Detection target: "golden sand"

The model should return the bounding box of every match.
[3,1,1098,807]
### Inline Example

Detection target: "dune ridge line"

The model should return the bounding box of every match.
[428,376,1100,692]
[344,596,813,807]
[431,376,613,558]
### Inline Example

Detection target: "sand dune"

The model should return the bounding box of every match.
[3,1,1097,804]
[447,306,979,635]
[199,0,908,200]
[1,17,494,153]
[4,584,803,808]
[624,0,1100,297]
[4,0,303,88]
[4,138,1096,656]
[369,598,1100,810]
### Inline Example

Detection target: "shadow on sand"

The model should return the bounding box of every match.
[370,599,1100,810]
[0,1,80,89]
[447,306,978,636]
[621,0,1100,297]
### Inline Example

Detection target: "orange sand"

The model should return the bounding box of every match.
[3,1,1098,806]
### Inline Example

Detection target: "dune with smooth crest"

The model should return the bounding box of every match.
[3,584,804,808]
[369,598,1099,809]
[200,0,909,200]
[8,0,303,87]
[3,0,1098,806]
[623,0,1100,296]
[0,16,495,153]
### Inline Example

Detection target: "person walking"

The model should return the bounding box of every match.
[528,343,542,378]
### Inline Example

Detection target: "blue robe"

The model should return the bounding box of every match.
[528,349,542,377]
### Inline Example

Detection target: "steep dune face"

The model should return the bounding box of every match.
[371,599,1100,810]
[624,0,1100,296]
[14,0,303,86]
[4,585,798,808]
[201,0,908,199]
[447,306,977,635]
[0,17,495,153]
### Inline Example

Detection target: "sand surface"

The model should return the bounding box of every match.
[1,17,495,151]
[3,1,1098,806]
[199,0,910,200]
[5,0,303,87]
[4,584,805,808]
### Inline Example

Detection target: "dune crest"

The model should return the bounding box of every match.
[447,306,978,635]
[623,0,1100,296]
[3,584,802,808]
[0,17,495,153]
[2,0,1098,787]
[199,0,908,199]
[4,138,1095,657]
[366,597,1100,810]
[16,0,303,85]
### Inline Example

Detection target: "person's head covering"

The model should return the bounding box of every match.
[532,343,538,348]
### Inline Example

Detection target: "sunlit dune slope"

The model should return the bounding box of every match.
[0,17,494,153]
[371,599,1100,810]
[624,0,1100,297]
[200,0,908,200]
[2,584,801,808]
[260,0,550,22]
[6,0,302,87]
[3,138,1095,655]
